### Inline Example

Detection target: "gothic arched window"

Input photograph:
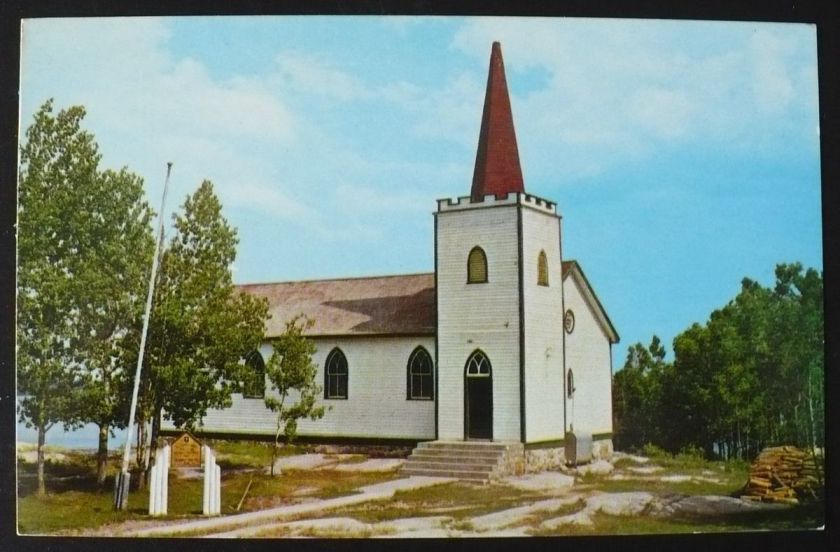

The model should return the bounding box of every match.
[407,346,434,400]
[567,369,576,398]
[467,246,488,284]
[465,350,492,376]
[243,350,265,398]
[537,250,549,286]
[324,348,348,399]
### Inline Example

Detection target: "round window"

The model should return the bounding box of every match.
[564,309,575,334]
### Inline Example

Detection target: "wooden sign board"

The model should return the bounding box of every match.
[170,432,203,468]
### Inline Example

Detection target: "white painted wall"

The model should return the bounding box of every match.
[521,207,565,443]
[165,336,437,440]
[563,274,613,436]
[436,203,521,441]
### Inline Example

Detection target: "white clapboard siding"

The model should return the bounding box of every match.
[164,336,436,440]
[563,274,613,435]
[521,207,565,443]
[436,203,521,441]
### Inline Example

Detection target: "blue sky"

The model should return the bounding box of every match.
[19,16,822,363]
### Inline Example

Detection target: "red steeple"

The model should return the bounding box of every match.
[470,42,525,201]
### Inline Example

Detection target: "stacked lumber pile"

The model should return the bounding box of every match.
[741,446,821,504]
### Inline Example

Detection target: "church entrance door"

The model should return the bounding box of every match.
[465,351,493,440]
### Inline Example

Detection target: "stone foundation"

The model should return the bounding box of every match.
[523,438,614,472]
[592,438,613,459]
[524,446,565,473]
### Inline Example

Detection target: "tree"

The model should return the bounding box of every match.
[613,262,823,463]
[263,315,327,476]
[17,101,154,494]
[612,336,669,451]
[71,166,154,485]
[18,101,155,491]
[135,180,268,487]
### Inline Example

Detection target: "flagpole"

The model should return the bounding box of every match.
[115,162,172,510]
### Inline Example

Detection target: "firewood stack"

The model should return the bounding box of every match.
[741,446,821,504]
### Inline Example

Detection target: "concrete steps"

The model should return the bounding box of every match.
[402,440,523,482]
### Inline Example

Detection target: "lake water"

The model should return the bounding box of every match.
[15,396,132,450]
[16,420,130,451]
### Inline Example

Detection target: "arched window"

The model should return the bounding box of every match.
[243,350,265,398]
[537,250,549,286]
[467,246,488,284]
[407,346,434,400]
[465,350,492,376]
[567,369,575,398]
[324,348,348,399]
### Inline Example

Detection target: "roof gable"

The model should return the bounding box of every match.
[562,260,620,344]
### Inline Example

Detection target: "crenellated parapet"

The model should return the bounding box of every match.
[437,191,557,215]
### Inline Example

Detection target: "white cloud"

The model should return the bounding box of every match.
[749,30,795,113]
[20,17,309,238]
[274,50,372,101]
[447,18,817,182]
[629,87,694,140]
[381,72,483,147]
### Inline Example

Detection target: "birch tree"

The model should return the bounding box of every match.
[264,315,326,476]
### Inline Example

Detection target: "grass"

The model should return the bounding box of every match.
[253,523,396,538]
[324,481,553,524]
[17,442,823,537]
[17,443,399,535]
[210,439,304,470]
[578,472,746,497]
[577,452,751,497]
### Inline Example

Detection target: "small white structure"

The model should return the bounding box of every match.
[162,42,619,473]
[202,445,221,516]
[148,443,171,516]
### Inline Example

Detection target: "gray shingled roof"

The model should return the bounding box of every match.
[241,261,616,341]
[239,273,436,338]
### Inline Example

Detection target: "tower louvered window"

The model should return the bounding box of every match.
[538,250,549,286]
[325,348,348,399]
[467,246,488,283]
[407,347,434,400]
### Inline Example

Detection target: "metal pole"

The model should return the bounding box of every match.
[115,162,173,510]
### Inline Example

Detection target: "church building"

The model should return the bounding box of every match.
[168,42,619,474]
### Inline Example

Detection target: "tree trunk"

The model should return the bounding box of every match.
[136,419,148,490]
[36,424,47,497]
[806,370,817,453]
[96,424,109,486]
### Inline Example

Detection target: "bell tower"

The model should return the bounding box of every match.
[435,42,566,444]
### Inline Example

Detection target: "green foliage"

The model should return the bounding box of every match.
[17,100,155,491]
[613,263,824,463]
[612,336,670,450]
[135,180,269,476]
[263,315,327,474]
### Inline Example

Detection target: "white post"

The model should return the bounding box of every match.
[148,445,170,516]
[162,444,170,514]
[214,462,221,515]
[201,446,222,516]
[202,445,210,515]
[148,462,158,516]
